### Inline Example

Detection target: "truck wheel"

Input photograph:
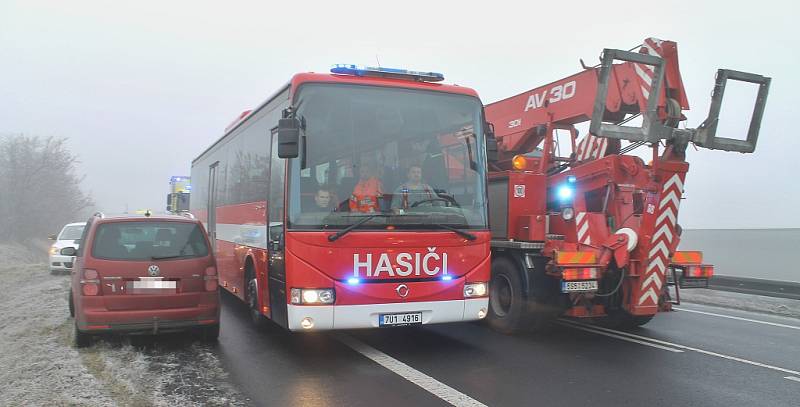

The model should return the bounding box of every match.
[246,273,268,329]
[68,290,75,318]
[74,323,92,348]
[488,258,527,334]
[600,310,654,329]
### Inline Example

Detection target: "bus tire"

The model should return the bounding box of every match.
[246,270,268,329]
[488,257,527,334]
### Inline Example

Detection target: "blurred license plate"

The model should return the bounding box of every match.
[380,312,422,326]
[129,279,176,294]
[561,280,598,292]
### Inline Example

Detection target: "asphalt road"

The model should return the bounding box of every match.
[215,293,800,407]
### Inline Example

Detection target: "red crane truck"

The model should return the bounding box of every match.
[483,37,771,333]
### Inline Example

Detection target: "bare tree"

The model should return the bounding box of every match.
[0,135,94,242]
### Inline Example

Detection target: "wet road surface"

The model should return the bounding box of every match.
[216,293,800,406]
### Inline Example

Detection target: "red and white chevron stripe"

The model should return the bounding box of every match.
[575,212,591,245]
[575,134,609,162]
[638,173,683,305]
[634,37,664,102]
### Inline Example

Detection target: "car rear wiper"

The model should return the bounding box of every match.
[328,214,390,242]
[150,254,191,260]
[428,223,477,241]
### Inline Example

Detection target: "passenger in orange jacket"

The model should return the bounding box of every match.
[349,163,384,213]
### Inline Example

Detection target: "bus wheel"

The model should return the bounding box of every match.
[246,273,267,328]
[488,258,527,334]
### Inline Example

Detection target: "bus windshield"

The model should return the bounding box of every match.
[288,83,487,230]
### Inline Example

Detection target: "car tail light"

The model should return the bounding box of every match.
[204,266,218,291]
[81,269,100,296]
[562,267,598,281]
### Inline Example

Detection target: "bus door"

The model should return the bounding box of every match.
[267,129,288,327]
[207,162,219,253]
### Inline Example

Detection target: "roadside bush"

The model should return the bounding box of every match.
[0,135,94,242]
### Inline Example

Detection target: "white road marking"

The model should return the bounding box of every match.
[556,322,683,353]
[336,334,487,407]
[562,320,800,376]
[785,376,800,383]
[673,307,800,331]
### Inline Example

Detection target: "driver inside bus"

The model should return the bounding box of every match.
[391,165,435,212]
[313,187,335,212]
[349,162,384,213]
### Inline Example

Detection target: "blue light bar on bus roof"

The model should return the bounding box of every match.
[330,64,445,82]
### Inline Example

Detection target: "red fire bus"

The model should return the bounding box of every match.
[191,66,492,331]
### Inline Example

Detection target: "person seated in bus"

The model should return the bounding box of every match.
[313,187,335,212]
[349,162,384,213]
[391,165,435,211]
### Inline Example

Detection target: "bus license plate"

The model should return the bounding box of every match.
[379,312,422,327]
[561,280,598,293]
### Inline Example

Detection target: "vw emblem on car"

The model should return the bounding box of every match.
[147,265,160,277]
[395,284,409,298]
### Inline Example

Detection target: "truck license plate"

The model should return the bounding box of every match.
[379,312,422,327]
[561,280,598,292]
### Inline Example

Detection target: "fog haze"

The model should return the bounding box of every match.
[1,0,796,227]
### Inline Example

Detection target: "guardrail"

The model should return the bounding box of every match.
[708,275,800,300]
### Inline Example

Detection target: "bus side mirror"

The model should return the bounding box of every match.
[61,247,77,256]
[486,123,499,162]
[277,118,300,158]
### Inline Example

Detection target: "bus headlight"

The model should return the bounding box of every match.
[561,207,575,221]
[291,288,335,305]
[464,282,488,298]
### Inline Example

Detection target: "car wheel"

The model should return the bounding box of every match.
[201,324,220,343]
[74,323,93,348]
[68,290,75,318]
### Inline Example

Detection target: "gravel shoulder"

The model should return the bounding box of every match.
[0,243,246,406]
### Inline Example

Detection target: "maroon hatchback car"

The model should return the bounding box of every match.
[69,213,220,347]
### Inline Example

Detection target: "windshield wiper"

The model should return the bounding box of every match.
[327,214,389,242]
[428,223,477,240]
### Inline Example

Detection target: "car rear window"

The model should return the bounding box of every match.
[92,221,209,260]
[59,225,85,240]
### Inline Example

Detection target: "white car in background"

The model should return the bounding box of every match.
[49,222,86,273]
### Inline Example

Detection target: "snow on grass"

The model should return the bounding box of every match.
[0,244,245,406]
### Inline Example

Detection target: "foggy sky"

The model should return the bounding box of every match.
[1,0,797,228]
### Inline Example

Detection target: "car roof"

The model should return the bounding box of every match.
[63,222,87,227]
[94,214,199,223]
